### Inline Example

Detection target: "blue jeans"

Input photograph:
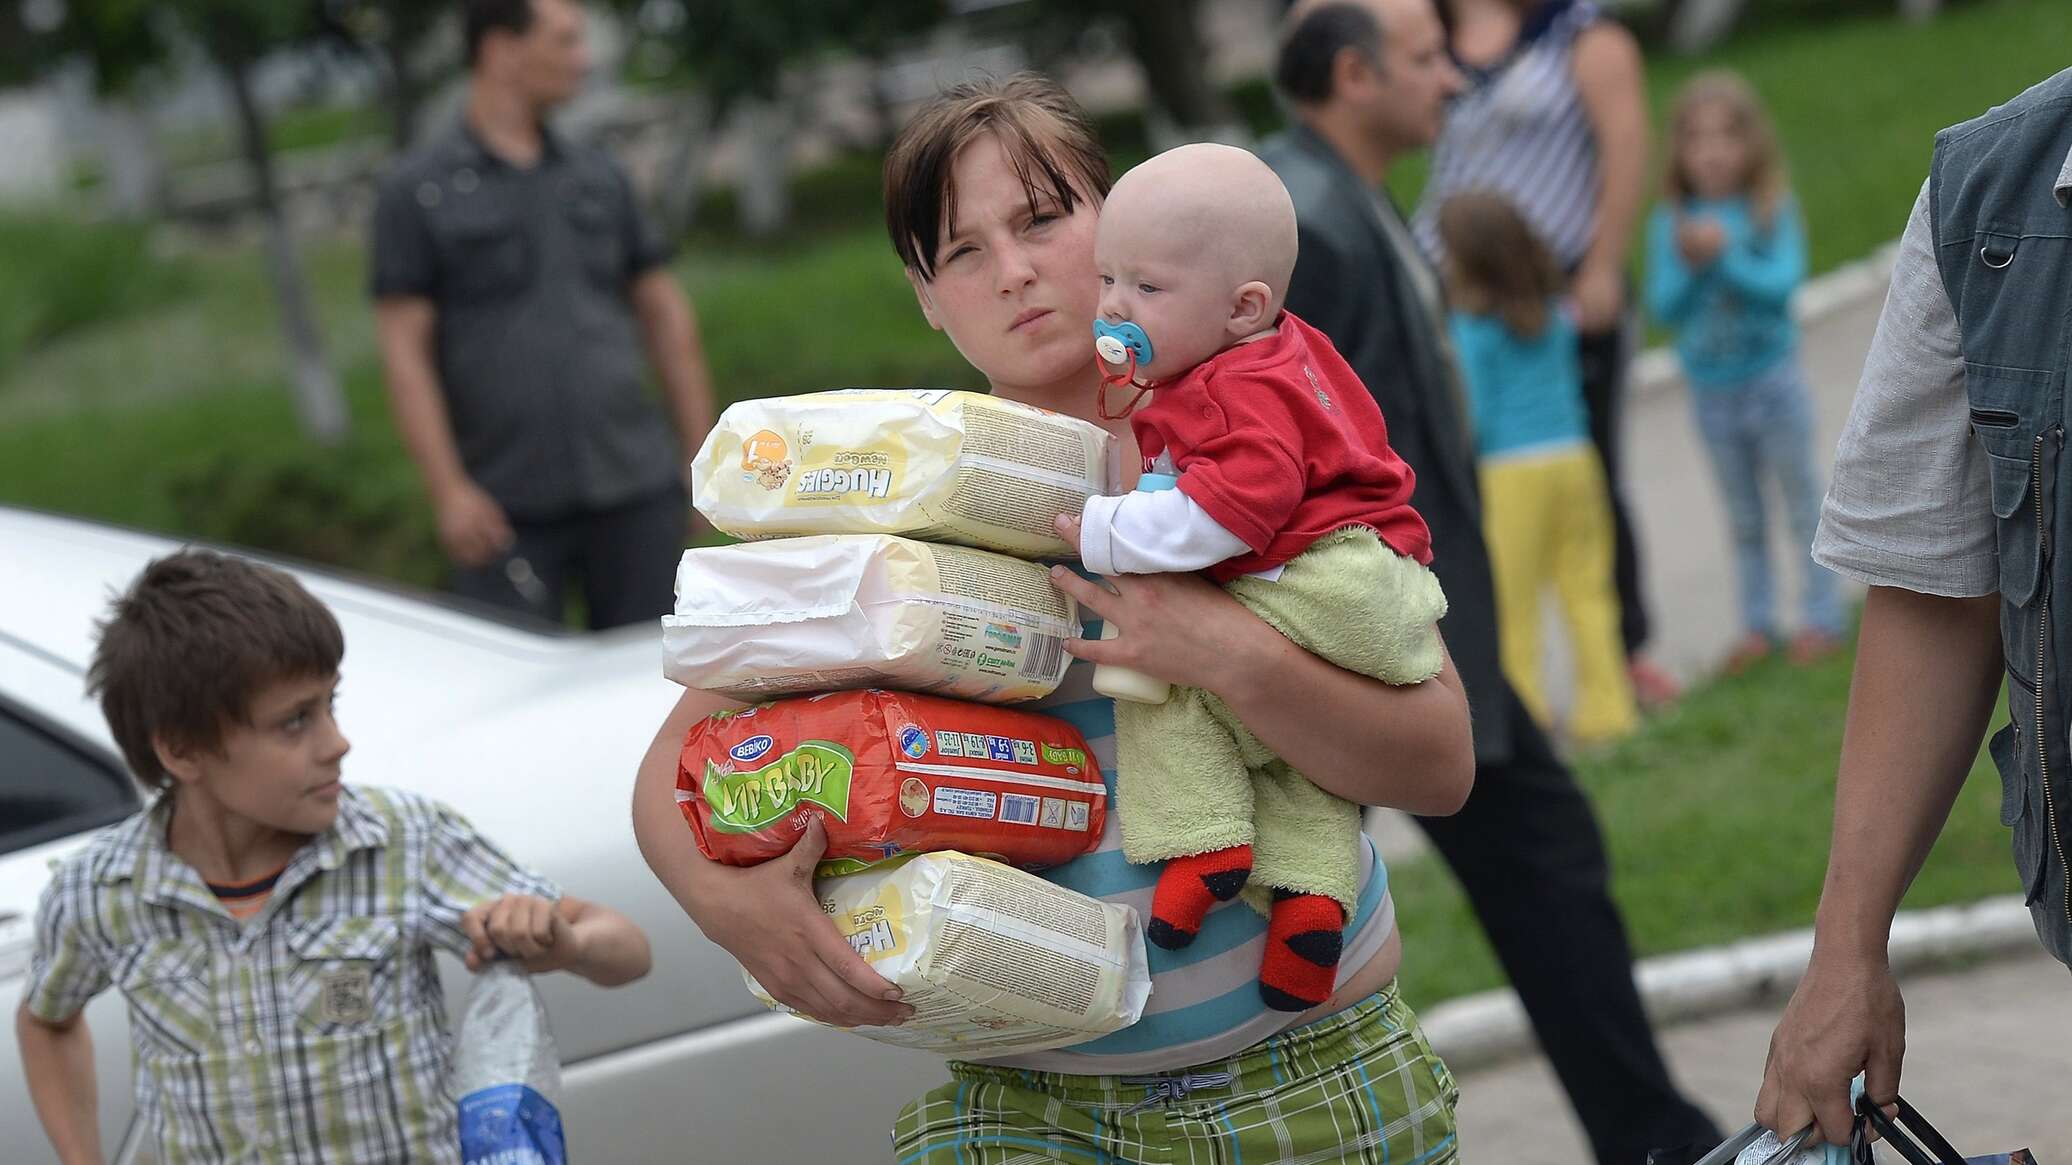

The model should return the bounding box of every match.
[1690,360,1843,639]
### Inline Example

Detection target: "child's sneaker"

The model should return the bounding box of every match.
[1627,656,1683,710]
[1722,633,1775,676]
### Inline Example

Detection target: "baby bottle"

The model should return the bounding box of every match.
[1091,452,1178,705]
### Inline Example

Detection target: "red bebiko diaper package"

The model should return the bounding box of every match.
[677,689,1107,872]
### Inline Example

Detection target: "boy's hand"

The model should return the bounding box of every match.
[1053,513,1085,556]
[462,894,580,973]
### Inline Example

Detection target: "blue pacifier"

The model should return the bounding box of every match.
[1093,318,1154,369]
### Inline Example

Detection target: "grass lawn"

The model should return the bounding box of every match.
[1389,631,2018,1010]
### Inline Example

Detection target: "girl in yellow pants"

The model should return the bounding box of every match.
[1440,194,1639,745]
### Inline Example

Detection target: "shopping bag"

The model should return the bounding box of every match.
[1686,1092,2038,1165]
[453,961,567,1165]
[1855,1094,2037,1165]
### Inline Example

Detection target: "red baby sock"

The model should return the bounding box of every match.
[1148,845,1253,949]
[1259,890,1344,1012]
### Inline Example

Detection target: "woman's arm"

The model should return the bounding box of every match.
[1049,567,1475,815]
[630,688,911,1029]
[1571,20,1650,333]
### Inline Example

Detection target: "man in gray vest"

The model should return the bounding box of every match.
[372,0,716,629]
[1261,2,1720,1161]
[1759,70,2072,1145]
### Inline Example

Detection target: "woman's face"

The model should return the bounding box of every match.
[907,133,1104,404]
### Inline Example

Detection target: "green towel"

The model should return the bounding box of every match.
[1115,527,1449,916]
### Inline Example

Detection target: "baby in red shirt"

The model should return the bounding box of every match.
[1058,143,1450,1011]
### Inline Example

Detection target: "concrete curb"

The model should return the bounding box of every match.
[1631,239,1902,398]
[1421,894,2038,1073]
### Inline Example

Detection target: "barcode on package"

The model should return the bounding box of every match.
[999,793,1040,826]
[1019,633,1066,680]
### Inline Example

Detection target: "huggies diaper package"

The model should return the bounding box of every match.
[663,534,1079,704]
[690,389,1116,559]
[676,689,1106,872]
[744,851,1151,1055]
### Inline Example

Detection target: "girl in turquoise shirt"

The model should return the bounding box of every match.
[1646,70,1842,671]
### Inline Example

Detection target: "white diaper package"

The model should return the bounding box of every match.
[663,534,1081,704]
[690,389,1116,559]
[745,851,1151,1056]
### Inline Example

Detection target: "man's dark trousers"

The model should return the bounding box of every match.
[1415,688,1715,1162]
[1580,320,1650,656]
[1261,124,1714,1165]
[451,484,685,631]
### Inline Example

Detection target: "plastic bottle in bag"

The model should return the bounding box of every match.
[453,961,567,1165]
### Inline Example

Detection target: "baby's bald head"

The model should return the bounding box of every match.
[1100,143,1298,311]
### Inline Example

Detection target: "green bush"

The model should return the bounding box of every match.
[0,215,192,378]
[165,442,444,591]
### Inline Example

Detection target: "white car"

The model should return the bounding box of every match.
[0,505,945,1163]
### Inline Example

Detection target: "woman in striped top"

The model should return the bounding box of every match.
[631,74,1478,1164]
[1412,0,1676,708]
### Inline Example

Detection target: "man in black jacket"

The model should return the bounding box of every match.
[1261,2,1719,1161]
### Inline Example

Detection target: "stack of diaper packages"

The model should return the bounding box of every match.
[663,389,1151,1055]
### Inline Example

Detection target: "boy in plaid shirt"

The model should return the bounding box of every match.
[14,550,651,1163]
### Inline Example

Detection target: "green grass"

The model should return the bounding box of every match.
[0,215,194,381]
[162,103,389,167]
[1389,634,2018,1010]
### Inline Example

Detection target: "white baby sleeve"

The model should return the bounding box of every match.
[1080,486,1252,575]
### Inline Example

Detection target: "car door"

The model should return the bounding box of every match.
[0,637,152,1163]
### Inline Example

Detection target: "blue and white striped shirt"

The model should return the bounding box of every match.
[979,609,1396,1076]
[1413,0,1606,270]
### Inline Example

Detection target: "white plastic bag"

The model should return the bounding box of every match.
[690,389,1116,558]
[745,851,1151,1056]
[453,962,566,1165]
[663,534,1079,704]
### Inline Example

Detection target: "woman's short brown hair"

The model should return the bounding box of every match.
[883,72,1112,280]
[1437,191,1566,338]
[89,549,344,790]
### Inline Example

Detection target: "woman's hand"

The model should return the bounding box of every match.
[684,817,912,1030]
[1048,563,1262,693]
[1569,261,1626,333]
[630,689,910,1030]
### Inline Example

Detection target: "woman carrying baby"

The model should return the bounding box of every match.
[631,73,1475,1163]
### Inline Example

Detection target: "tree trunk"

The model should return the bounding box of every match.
[221,52,350,446]
[656,91,716,240]
[96,96,166,219]
[732,96,791,239]
[1665,0,1749,54]
[1115,0,1244,147]
[384,46,422,149]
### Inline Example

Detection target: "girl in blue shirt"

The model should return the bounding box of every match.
[1441,192,1639,746]
[1646,70,1842,670]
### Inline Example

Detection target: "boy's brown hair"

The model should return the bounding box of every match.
[1664,69,1789,228]
[1437,191,1566,338]
[883,72,1112,280]
[88,550,344,790]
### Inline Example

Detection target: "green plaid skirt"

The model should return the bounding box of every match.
[891,984,1459,1164]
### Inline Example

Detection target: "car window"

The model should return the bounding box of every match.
[0,695,137,856]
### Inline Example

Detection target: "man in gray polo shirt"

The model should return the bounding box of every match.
[1758,70,2072,1146]
[372,0,716,629]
